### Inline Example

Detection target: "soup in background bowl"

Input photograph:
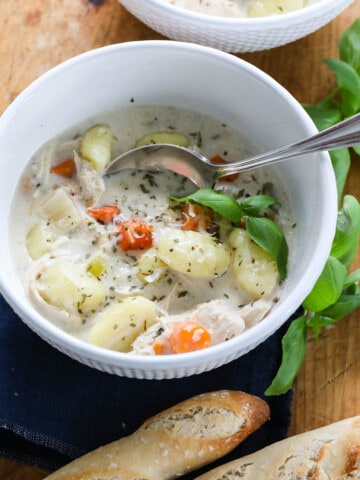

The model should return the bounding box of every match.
[0,41,337,378]
[162,0,321,18]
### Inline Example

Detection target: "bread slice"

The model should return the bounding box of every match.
[44,390,269,480]
[194,416,360,479]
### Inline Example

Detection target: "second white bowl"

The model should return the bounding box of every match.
[119,0,355,52]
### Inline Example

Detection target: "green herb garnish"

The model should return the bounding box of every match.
[170,189,243,223]
[170,190,288,278]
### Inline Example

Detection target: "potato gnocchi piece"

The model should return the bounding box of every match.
[80,124,114,174]
[26,222,56,259]
[229,228,278,299]
[88,296,157,352]
[137,247,167,283]
[157,229,230,278]
[135,131,190,148]
[36,260,106,315]
[39,187,82,232]
[248,0,305,17]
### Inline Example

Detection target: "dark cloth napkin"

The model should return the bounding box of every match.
[0,293,296,475]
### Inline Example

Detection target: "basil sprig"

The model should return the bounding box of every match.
[171,189,243,223]
[246,217,288,280]
[266,196,360,396]
[170,189,288,279]
[265,18,360,396]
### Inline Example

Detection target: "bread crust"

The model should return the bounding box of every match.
[194,416,360,480]
[44,390,269,480]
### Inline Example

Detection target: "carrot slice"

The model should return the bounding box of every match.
[87,205,120,224]
[153,340,167,355]
[50,157,76,178]
[211,155,239,182]
[117,219,153,251]
[181,202,212,232]
[168,320,211,354]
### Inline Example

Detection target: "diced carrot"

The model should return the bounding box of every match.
[22,176,32,195]
[153,340,167,355]
[50,157,76,178]
[87,205,120,224]
[181,202,212,232]
[168,320,211,354]
[117,219,153,251]
[211,155,239,182]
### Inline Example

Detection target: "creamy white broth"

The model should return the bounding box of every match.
[10,105,295,355]
[164,0,319,18]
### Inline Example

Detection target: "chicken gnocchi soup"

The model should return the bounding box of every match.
[10,105,295,355]
[163,0,319,18]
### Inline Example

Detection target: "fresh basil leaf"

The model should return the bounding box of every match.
[353,144,360,156]
[341,90,360,118]
[339,18,360,74]
[240,194,279,216]
[343,281,360,296]
[306,311,327,340]
[170,188,243,223]
[268,17,360,398]
[264,315,307,396]
[303,104,342,131]
[336,237,359,268]
[324,58,360,97]
[321,294,360,322]
[323,59,360,116]
[330,149,351,203]
[344,268,360,288]
[331,195,360,262]
[246,216,288,280]
[302,256,347,312]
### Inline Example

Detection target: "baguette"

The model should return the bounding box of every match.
[194,415,360,480]
[44,390,269,480]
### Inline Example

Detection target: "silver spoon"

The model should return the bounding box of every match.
[105,112,360,188]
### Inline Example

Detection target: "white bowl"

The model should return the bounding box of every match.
[0,41,337,379]
[119,0,355,52]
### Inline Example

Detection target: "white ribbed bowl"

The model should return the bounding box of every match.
[0,41,337,379]
[119,0,355,52]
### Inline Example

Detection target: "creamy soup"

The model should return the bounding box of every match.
[10,105,295,355]
[164,0,319,18]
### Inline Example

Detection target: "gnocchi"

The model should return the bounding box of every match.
[80,124,114,174]
[137,247,167,283]
[40,187,82,232]
[35,260,107,316]
[248,0,305,17]
[88,296,156,352]
[229,228,279,299]
[157,229,230,278]
[135,131,190,148]
[26,222,55,260]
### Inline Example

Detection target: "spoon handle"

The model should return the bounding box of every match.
[218,112,360,175]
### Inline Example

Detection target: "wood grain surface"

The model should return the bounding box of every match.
[0,0,359,478]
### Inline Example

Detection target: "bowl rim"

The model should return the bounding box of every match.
[121,0,354,26]
[0,40,338,374]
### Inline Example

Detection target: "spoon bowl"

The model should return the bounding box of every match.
[106,112,360,187]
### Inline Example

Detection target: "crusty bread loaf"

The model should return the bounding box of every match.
[194,415,360,480]
[43,390,269,480]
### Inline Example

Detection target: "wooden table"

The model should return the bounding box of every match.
[0,1,359,478]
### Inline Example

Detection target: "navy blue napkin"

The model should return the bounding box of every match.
[0,293,295,475]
